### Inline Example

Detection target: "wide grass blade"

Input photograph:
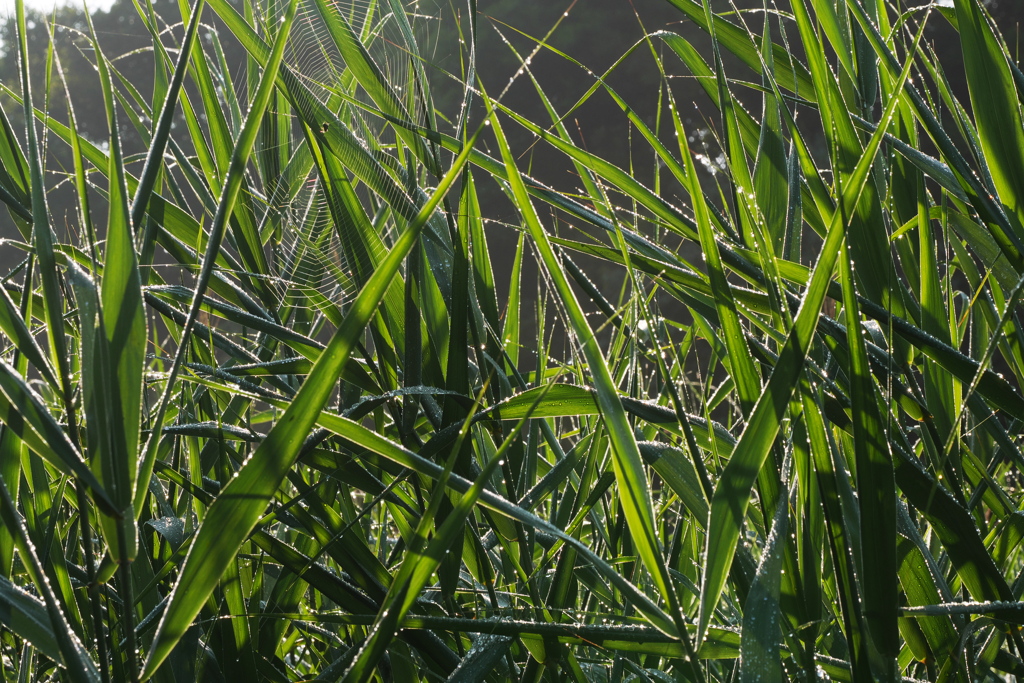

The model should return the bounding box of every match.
[738,490,788,683]
[81,2,148,569]
[140,87,484,679]
[484,89,706,678]
[953,0,1024,229]
[696,34,917,646]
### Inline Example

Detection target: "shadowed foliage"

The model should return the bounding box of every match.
[0,0,1023,681]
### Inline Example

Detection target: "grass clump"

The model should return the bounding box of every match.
[0,0,1024,681]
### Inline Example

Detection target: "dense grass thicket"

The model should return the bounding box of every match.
[0,0,1023,680]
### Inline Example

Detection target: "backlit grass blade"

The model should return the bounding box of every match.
[790,0,903,317]
[839,241,899,675]
[752,13,789,258]
[639,443,709,530]
[179,0,232,181]
[0,104,30,229]
[460,170,505,401]
[695,163,840,660]
[738,490,788,683]
[0,573,65,665]
[954,0,1024,230]
[895,533,961,678]
[665,27,762,417]
[696,40,916,647]
[844,0,1024,271]
[441,170,474,425]
[13,1,83,540]
[0,283,56,389]
[483,94,704,678]
[890,438,1019,615]
[83,4,147,570]
[489,383,735,453]
[139,98,484,680]
[0,475,100,683]
[0,256,32,580]
[801,384,873,682]
[0,359,115,514]
[132,0,206,274]
[661,0,814,98]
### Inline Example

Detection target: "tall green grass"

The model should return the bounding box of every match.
[1,0,1023,680]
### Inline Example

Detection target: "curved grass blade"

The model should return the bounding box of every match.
[738,489,789,683]
[132,0,206,277]
[696,39,917,647]
[953,0,1024,229]
[0,456,100,682]
[0,573,64,665]
[82,3,148,568]
[139,92,485,680]
[662,0,814,99]
[483,95,704,680]
[0,283,56,389]
[0,360,115,514]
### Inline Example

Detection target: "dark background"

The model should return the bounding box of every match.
[4,0,1019,225]
[0,0,1020,351]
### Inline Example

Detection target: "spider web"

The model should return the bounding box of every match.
[248,0,431,311]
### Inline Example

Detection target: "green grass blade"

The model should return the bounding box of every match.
[663,0,814,99]
[13,0,80,483]
[845,0,1024,271]
[839,241,899,674]
[502,233,525,369]
[738,490,788,683]
[0,103,30,229]
[752,14,789,258]
[82,6,147,570]
[132,0,205,272]
[790,0,902,316]
[697,39,915,646]
[0,573,65,665]
[0,475,100,683]
[139,93,483,680]
[666,42,762,414]
[954,0,1024,230]
[484,96,704,677]
[802,385,872,682]
[0,283,56,389]
[0,359,114,514]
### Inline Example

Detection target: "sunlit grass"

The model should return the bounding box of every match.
[0,0,1023,681]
